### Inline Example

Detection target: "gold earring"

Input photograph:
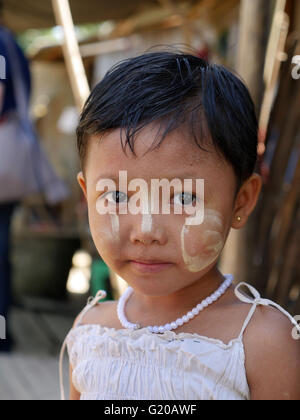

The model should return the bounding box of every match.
[236,216,241,222]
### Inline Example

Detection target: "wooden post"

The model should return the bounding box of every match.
[236,0,272,112]
[268,154,300,304]
[259,2,289,145]
[52,0,90,112]
[251,37,299,293]
[219,0,271,286]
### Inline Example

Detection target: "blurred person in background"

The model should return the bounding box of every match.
[0,13,69,352]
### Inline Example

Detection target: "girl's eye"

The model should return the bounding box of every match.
[173,192,197,206]
[103,191,128,204]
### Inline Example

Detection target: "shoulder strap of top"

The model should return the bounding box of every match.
[234,282,300,339]
[59,290,107,401]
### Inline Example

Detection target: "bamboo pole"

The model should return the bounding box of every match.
[268,154,300,303]
[236,0,271,112]
[259,5,289,149]
[51,0,96,289]
[219,0,271,287]
[52,0,90,112]
[251,38,299,286]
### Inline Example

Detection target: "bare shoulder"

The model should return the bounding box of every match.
[69,298,120,401]
[73,299,121,329]
[242,304,300,400]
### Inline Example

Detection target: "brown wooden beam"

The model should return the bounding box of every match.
[52,0,90,112]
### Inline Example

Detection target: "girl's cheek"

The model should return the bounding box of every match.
[90,209,121,252]
[93,196,121,242]
[180,209,225,273]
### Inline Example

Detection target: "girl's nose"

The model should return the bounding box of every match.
[129,214,167,246]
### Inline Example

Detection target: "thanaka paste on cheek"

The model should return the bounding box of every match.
[181,208,225,272]
[96,195,120,242]
[93,216,115,246]
[110,214,120,241]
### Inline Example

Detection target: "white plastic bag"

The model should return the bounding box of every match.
[0,111,69,204]
[0,26,69,204]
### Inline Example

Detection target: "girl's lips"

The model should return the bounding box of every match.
[130,260,173,273]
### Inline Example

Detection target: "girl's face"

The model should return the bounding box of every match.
[79,124,240,297]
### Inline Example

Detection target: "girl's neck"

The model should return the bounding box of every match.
[126,267,226,323]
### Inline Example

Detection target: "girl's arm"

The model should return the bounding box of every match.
[245,305,300,400]
[69,364,81,400]
[68,312,83,400]
[67,294,108,400]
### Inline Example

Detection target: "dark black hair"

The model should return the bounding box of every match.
[77,49,258,193]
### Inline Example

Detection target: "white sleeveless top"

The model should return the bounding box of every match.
[59,278,300,401]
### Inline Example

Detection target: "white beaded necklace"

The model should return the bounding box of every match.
[117,274,234,334]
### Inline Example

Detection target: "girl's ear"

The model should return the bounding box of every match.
[231,173,262,229]
[77,171,88,200]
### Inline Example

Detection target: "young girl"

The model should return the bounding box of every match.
[60,51,300,400]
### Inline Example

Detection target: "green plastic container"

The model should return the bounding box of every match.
[90,260,113,300]
[12,235,81,300]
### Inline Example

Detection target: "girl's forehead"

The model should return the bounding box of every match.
[86,126,229,183]
[85,128,237,203]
